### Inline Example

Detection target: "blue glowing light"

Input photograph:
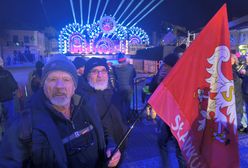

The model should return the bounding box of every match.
[59,16,149,54]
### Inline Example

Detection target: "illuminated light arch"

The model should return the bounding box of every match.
[129,36,142,45]
[69,33,87,54]
[95,38,115,54]
[110,24,128,40]
[59,16,149,54]
[59,23,87,54]
[128,27,149,45]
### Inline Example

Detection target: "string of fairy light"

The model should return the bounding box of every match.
[59,0,164,54]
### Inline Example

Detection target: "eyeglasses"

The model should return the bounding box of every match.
[90,69,108,75]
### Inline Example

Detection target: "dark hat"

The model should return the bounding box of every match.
[35,61,44,70]
[72,57,86,69]
[163,53,179,67]
[174,44,186,54]
[84,57,109,77]
[42,55,78,87]
[117,53,126,63]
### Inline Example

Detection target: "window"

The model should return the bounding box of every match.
[24,36,30,43]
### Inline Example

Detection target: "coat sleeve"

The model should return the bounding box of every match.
[31,129,57,167]
[101,109,116,149]
[0,122,29,168]
[7,71,18,92]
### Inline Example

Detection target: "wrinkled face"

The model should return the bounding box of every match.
[43,71,75,107]
[87,66,108,91]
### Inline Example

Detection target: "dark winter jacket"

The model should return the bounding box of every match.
[76,77,127,152]
[30,69,42,93]
[242,75,248,102]
[0,90,112,168]
[240,65,248,102]
[0,67,18,102]
[232,64,245,114]
[113,63,136,91]
[149,65,168,93]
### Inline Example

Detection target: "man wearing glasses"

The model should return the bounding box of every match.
[76,58,127,166]
[0,56,120,167]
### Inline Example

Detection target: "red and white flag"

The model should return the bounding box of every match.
[148,4,239,168]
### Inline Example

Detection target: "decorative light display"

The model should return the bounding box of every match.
[59,16,149,54]
[88,22,102,39]
[128,27,149,45]
[111,24,127,40]
[99,16,116,34]
[96,37,114,54]
[69,33,86,53]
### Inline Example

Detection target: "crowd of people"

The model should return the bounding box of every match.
[0,46,248,167]
[3,47,37,66]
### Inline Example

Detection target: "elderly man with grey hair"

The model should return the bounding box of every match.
[0,55,120,167]
[76,58,127,164]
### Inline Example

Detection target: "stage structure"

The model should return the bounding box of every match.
[59,0,165,55]
[59,16,149,55]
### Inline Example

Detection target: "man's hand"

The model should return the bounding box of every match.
[240,69,246,75]
[106,148,121,168]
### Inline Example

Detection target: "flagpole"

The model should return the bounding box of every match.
[106,103,149,163]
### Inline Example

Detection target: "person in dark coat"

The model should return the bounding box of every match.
[72,57,86,76]
[0,55,121,167]
[76,58,127,154]
[0,57,18,129]
[112,53,136,122]
[230,53,246,131]
[173,44,186,58]
[149,54,179,93]
[149,53,186,168]
[30,61,44,94]
[239,58,248,132]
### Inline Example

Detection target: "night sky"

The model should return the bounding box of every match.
[0,0,247,36]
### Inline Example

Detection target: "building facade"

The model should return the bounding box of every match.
[0,29,46,65]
